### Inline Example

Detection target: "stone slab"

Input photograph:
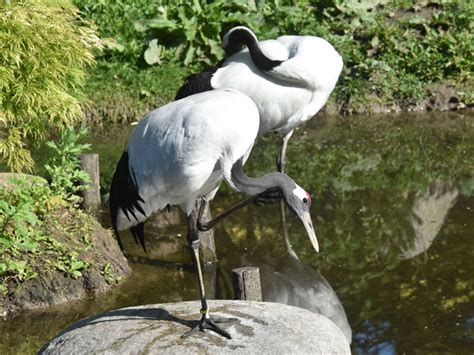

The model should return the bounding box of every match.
[39,300,350,354]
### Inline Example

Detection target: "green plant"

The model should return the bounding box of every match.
[0,176,99,293]
[135,0,256,65]
[0,0,101,172]
[76,0,473,118]
[75,0,164,63]
[101,262,123,285]
[0,127,101,292]
[44,127,91,206]
[55,252,89,279]
[0,178,56,290]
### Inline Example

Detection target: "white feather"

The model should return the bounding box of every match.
[212,33,343,136]
[116,89,259,230]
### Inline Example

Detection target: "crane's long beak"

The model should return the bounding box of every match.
[299,211,319,253]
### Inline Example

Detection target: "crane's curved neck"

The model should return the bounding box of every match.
[230,158,290,196]
[226,28,283,71]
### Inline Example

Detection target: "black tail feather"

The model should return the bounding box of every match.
[174,60,226,100]
[112,227,126,256]
[131,222,146,253]
[110,151,147,254]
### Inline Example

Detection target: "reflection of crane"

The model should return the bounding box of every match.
[109,89,319,339]
[176,26,343,172]
[257,217,352,344]
[401,180,458,259]
[260,256,352,344]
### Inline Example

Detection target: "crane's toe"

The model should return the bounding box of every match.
[181,313,235,339]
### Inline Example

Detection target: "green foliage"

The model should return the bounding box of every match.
[0,176,95,293]
[0,128,98,294]
[311,0,474,111]
[54,251,89,279]
[101,262,123,285]
[74,0,164,63]
[76,0,473,118]
[44,127,91,206]
[0,0,101,172]
[135,0,256,65]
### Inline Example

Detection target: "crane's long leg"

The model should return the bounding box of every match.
[277,129,294,173]
[197,188,282,232]
[280,198,300,260]
[182,214,232,339]
[277,130,299,258]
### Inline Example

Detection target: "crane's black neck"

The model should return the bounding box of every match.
[225,28,283,71]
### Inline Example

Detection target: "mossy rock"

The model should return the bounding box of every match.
[0,173,47,189]
[0,184,131,315]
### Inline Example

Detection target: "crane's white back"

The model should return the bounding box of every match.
[211,35,343,136]
[116,89,260,230]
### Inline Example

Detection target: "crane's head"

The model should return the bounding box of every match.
[222,26,258,57]
[282,184,319,253]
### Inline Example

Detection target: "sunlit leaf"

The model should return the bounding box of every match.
[144,39,161,65]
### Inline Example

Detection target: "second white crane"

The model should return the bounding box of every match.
[176,26,343,172]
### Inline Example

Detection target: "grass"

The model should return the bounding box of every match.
[76,0,473,121]
[83,61,193,124]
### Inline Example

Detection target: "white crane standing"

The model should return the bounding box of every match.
[176,26,343,172]
[109,89,319,338]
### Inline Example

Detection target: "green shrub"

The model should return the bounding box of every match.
[135,0,259,65]
[76,0,473,117]
[75,0,162,63]
[0,128,94,295]
[0,177,95,295]
[0,0,101,172]
[312,0,474,111]
[44,127,91,206]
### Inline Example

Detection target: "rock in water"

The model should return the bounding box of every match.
[39,300,350,354]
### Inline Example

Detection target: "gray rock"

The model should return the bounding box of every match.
[40,300,350,354]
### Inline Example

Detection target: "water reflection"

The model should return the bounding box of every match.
[401,180,458,259]
[259,255,352,343]
[2,112,473,353]
[254,206,351,343]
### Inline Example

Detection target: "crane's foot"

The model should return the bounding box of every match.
[182,311,236,339]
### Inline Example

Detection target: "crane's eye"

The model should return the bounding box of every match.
[304,192,312,205]
[303,197,308,204]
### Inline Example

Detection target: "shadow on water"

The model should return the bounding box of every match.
[1,112,473,354]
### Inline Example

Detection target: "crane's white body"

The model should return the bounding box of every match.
[211,35,343,136]
[115,89,259,231]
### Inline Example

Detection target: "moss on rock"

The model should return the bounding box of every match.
[0,174,130,316]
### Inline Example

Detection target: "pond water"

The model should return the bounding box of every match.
[1,112,473,354]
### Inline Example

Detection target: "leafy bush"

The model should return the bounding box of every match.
[311,0,474,111]
[0,129,94,295]
[0,0,101,172]
[44,128,91,206]
[135,0,257,65]
[74,0,161,63]
[0,177,94,295]
[77,0,473,116]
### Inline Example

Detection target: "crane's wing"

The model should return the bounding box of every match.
[175,58,228,100]
[265,36,343,91]
[175,66,217,100]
